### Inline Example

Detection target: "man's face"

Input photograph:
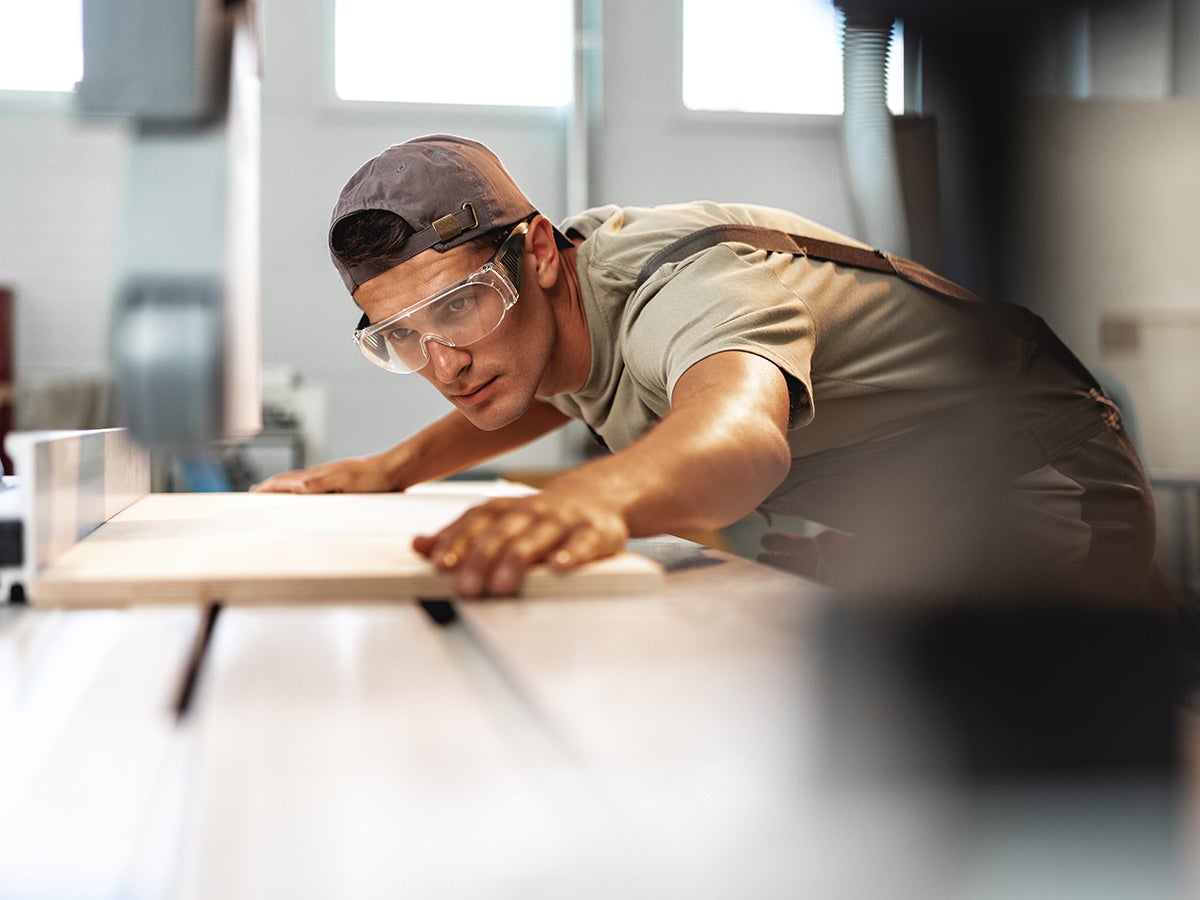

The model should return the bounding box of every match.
[353,237,555,431]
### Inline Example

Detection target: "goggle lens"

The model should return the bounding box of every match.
[352,223,527,375]
[356,282,509,374]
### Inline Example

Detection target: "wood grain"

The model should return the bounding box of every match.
[31,488,664,608]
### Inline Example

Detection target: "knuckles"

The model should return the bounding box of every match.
[423,492,630,597]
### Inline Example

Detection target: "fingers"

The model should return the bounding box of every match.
[251,471,321,493]
[413,497,626,599]
[250,459,389,494]
[251,472,334,494]
[547,526,611,572]
[464,514,574,596]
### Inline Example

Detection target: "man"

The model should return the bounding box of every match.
[255,134,1159,604]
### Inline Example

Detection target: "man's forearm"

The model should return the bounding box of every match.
[545,405,789,536]
[379,400,570,489]
[542,352,793,536]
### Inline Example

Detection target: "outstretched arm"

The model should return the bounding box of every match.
[414,350,793,597]
[251,400,570,493]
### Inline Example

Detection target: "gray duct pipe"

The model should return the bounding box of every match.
[840,8,910,257]
[1175,0,1200,97]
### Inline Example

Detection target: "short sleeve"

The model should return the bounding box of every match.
[621,244,817,429]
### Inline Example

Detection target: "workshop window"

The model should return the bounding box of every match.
[334,0,573,107]
[0,0,83,92]
[682,0,904,116]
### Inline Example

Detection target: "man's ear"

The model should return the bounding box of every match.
[525,214,561,290]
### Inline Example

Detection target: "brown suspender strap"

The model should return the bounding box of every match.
[632,222,1101,390]
[633,223,989,303]
[633,222,1042,339]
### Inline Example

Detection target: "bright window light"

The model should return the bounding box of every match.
[335,0,573,107]
[683,0,904,116]
[0,0,83,92]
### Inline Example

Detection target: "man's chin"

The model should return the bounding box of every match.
[458,400,527,432]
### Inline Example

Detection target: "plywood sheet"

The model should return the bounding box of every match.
[30,486,664,608]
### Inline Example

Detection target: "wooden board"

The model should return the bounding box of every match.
[30,486,664,608]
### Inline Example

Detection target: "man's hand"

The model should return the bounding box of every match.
[412,488,630,598]
[413,350,791,598]
[251,456,397,493]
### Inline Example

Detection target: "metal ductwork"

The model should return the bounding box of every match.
[838,5,910,257]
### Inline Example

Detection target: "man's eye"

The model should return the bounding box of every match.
[387,328,417,347]
[443,292,476,315]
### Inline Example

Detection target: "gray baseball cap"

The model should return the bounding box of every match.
[329,134,539,294]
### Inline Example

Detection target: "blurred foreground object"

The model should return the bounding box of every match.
[77,0,261,448]
[809,593,1188,898]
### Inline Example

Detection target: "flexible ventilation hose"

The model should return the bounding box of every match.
[840,9,910,256]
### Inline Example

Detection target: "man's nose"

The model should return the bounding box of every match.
[423,337,469,382]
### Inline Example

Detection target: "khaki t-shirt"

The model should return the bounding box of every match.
[548,201,1025,467]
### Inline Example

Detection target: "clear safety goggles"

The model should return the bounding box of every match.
[352,221,528,374]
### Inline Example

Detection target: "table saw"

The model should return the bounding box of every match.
[1,429,1196,897]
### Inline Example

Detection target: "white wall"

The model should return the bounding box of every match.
[255,0,574,468]
[253,0,860,470]
[994,1,1200,475]
[1007,95,1200,472]
[2,0,1195,475]
[588,2,856,225]
[0,0,850,471]
[0,94,128,388]
[1091,0,1175,97]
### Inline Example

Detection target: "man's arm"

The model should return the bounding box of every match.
[252,400,570,493]
[414,350,793,596]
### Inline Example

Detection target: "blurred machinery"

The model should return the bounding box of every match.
[77,0,262,448]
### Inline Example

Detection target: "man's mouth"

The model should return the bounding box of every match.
[452,376,498,407]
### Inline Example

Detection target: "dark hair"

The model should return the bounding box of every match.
[330,209,413,268]
[330,209,516,270]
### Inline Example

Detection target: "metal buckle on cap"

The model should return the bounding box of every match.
[432,203,479,242]
[432,214,461,241]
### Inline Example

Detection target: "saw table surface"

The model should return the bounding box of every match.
[2,466,1193,898]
